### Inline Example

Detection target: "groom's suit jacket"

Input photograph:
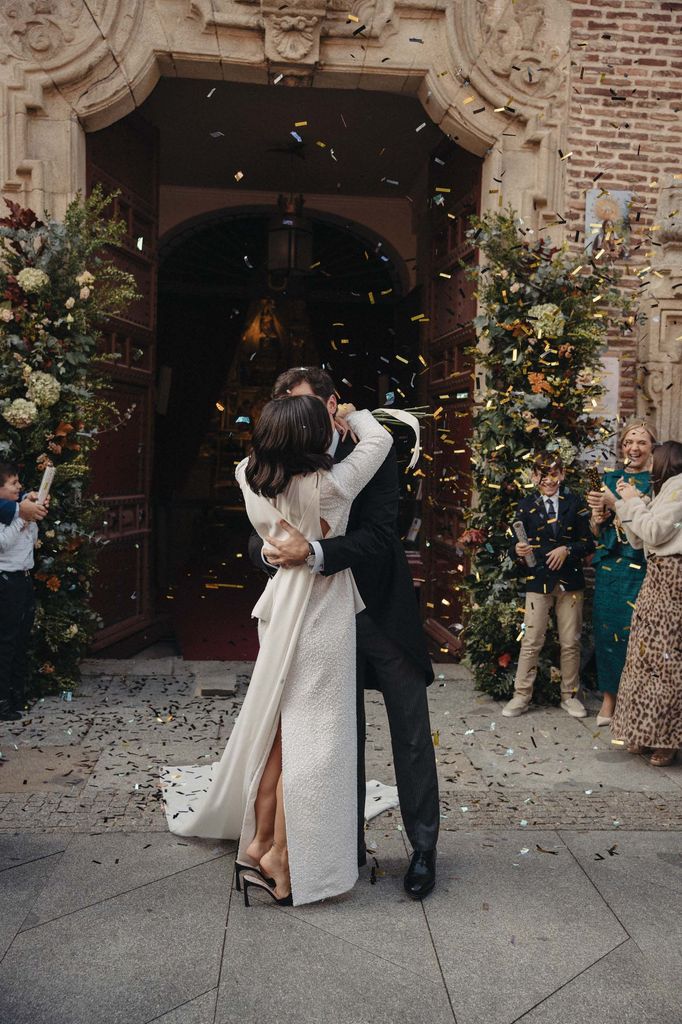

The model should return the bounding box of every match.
[248,433,434,687]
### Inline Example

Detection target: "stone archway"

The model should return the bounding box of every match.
[0,0,571,229]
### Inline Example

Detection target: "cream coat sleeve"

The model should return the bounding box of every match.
[330,409,393,501]
[615,485,682,551]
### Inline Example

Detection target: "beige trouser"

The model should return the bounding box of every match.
[514,587,584,700]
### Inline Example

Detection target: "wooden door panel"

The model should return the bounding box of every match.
[86,113,158,649]
[422,145,481,655]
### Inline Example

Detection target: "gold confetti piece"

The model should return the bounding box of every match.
[432,730,440,747]
[396,354,409,363]
[410,313,426,321]
[463,96,475,105]
[316,140,327,147]
[347,12,359,21]
[439,272,452,279]
[234,170,244,181]
[368,291,375,304]
[418,355,428,366]
[435,187,451,193]
[294,120,308,127]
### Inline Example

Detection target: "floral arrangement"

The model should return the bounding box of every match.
[458,209,633,703]
[0,189,137,697]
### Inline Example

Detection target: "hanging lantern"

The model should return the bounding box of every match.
[267,194,313,276]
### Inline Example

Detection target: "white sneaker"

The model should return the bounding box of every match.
[502,694,531,718]
[560,696,587,718]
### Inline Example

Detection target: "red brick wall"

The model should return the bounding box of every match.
[566,0,682,419]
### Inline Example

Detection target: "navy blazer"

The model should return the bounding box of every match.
[509,487,594,593]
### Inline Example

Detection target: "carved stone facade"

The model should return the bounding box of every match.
[0,0,570,219]
[639,175,682,443]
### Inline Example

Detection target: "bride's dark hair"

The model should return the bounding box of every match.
[245,394,333,497]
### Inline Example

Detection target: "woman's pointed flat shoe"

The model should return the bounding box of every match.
[596,715,612,726]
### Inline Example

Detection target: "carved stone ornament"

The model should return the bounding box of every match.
[0,0,84,63]
[268,12,320,62]
[478,0,565,101]
[189,0,397,58]
[657,174,682,251]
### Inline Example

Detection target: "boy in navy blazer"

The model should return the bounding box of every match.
[503,452,594,719]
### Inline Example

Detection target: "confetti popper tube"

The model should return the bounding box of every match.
[512,520,536,568]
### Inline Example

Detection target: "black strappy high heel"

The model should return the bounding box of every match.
[242,870,293,907]
[234,860,275,892]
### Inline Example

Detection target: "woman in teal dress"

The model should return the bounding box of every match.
[587,420,657,725]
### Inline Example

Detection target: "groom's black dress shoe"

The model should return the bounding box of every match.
[404,849,436,899]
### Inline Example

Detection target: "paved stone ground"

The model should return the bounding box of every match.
[1,662,681,1024]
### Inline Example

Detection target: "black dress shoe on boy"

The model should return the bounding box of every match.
[404,849,436,899]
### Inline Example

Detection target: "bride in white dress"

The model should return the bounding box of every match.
[162,394,391,906]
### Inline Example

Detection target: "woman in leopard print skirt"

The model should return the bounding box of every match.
[611,441,682,768]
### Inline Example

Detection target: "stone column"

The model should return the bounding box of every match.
[639,175,682,443]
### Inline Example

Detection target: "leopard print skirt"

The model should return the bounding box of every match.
[611,554,682,749]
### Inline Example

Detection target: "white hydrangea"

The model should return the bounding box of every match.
[546,436,578,466]
[527,303,565,338]
[26,370,61,407]
[2,398,39,428]
[16,267,50,294]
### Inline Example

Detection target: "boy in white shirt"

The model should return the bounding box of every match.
[0,462,43,721]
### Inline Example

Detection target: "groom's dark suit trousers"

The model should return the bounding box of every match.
[355,610,440,858]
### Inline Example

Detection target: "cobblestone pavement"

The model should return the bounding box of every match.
[2,662,682,1024]
[1,663,680,834]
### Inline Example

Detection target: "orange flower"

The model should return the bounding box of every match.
[46,575,61,591]
[40,662,55,674]
[527,372,553,395]
[498,652,512,668]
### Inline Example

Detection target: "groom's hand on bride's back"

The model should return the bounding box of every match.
[264,519,308,568]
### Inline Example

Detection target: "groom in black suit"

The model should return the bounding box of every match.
[248,366,439,898]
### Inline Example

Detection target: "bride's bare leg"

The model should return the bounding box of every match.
[259,774,291,899]
[244,726,281,865]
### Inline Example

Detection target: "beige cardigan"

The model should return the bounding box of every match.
[614,472,682,556]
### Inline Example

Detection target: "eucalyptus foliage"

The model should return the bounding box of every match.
[459,210,632,702]
[0,188,137,696]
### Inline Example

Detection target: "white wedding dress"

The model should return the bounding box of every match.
[161,410,392,905]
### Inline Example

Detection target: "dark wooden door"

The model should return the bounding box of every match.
[86,114,159,650]
[421,143,481,656]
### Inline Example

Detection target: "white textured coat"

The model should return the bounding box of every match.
[615,472,682,556]
[162,410,392,905]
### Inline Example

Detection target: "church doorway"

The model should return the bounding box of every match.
[85,76,480,657]
[154,208,416,659]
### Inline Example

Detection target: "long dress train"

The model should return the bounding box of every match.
[161,410,392,905]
